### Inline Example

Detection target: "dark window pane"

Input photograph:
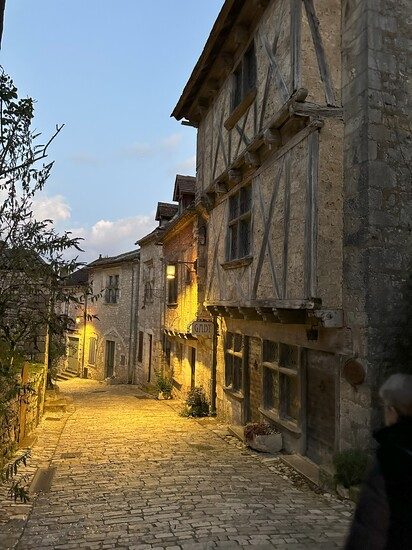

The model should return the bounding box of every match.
[226,332,233,350]
[244,44,256,93]
[263,366,279,411]
[279,344,299,370]
[233,66,242,109]
[240,185,251,214]
[239,218,250,258]
[229,224,238,260]
[229,194,239,220]
[234,333,242,352]
[233,355,242,392]
[263,340,278,363]
[225,352,233,386]
[281,374,299,421]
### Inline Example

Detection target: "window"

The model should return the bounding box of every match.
[137,331,144,363]
[105,274,119,304]
[167,265,178,305]
[88,337,97,365]
[143,262,154,305]
[232,43,256,111]
[262,341,300,423]
[225,332,245,393]
[227,185,252,260]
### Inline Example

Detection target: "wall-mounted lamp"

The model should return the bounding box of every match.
[75,316,81,325]
[166,260,197,280]
[166,264,176,280]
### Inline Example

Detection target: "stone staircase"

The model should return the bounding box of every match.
[43,387,74,419]
[55,368,78,381]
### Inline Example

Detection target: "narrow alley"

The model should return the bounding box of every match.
[1,380,351,550]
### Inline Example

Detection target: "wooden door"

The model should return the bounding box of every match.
[306,350,338,464]
[68,337,79,373]
[190,347,196,389]
[105,340,115,378]
[147,334,153,382]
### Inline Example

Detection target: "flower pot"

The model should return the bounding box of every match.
[157,392,172,400]
[248,433,282,453]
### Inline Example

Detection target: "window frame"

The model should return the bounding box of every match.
[105,274,119,304]
[261,341,300,424]
[224,332,245,394]
[226,184,252,261]
[231,42,257,113]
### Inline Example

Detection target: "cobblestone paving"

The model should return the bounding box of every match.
[1,379,352,549]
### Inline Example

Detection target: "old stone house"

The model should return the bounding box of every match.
[172,0,410,472]
[63,251,140,383]
[135,202,178,385]
[160,175,211,398]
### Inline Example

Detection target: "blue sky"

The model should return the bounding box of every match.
[1,0,223,260]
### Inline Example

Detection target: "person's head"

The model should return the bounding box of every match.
[379,373,412,426]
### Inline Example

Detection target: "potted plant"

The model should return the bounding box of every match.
[154,371,173,399]
[244,421,282,453]
[333,449,369,501]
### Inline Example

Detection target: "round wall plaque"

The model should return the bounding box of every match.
[343,359,365,386]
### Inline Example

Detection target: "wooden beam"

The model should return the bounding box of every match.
[228,169,242,185]
[244,151,260,168]
[290,0,302,92]
[290,101,343,119]
[215,181,228,195]
[263,128,282,149]
[303,0,337,106]
[233,25,249,46]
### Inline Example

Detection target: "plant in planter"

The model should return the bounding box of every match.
[244,421,282,453]
[181,386,209,417]
[333,449,369,499]
[154,371,173,399]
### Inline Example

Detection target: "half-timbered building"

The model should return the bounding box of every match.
[171,0,412,472]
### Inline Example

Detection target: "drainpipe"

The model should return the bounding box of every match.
[210,314,218,416]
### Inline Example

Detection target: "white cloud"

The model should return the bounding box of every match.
[32,194,71,223]
[174,155,196,175]
[161,133,182,150]
[71,214,156,262]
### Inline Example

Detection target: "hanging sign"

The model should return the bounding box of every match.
[191,320,214,338]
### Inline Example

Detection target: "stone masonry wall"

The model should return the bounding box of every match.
[341,0,411,445]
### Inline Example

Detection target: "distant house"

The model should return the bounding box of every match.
[160,175,211,397]
[62,251,140,383]
[135,201,178,385]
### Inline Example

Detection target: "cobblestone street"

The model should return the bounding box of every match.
[1,380,352,549]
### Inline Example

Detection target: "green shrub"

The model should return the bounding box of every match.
[182,386,209,417]
[333,449,369,488]
[154,371,173,397]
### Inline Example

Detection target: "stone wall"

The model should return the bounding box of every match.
[341,0,411,444]
[136,238,164,385]
[82,260,139,384]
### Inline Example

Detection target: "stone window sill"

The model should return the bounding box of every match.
[259,407,301,436]
[224,89,257,131]
[221,256,253,270]
[223,387,244,401]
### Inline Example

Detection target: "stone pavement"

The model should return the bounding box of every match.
[0,379,352,549]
